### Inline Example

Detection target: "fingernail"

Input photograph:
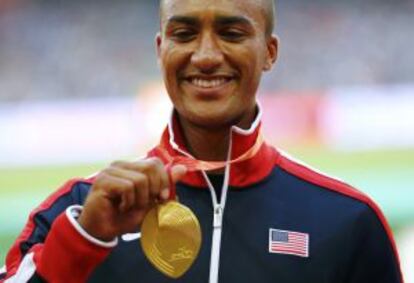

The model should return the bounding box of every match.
[173,164,187,173]
[160,188,170,200]
[171,165,187,180]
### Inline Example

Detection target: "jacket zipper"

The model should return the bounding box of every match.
[205,136,232,283]
[209,204,223,283]
[168,124,233,283]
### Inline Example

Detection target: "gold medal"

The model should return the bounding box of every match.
[141,200,202,278]
[141,165,201,278]
[141,129,264,278]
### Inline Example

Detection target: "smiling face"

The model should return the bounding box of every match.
[157,0,278,129]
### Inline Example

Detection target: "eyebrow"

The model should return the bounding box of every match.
[166,15,253,27]
[167,16,199,26]
[215,15,252,27]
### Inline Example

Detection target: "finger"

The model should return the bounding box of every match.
[120,188,133,213]
[170,165,187,183]
[103,166,148,191]
[110,157,164,173]
[134,173,150,208]
[105,172,150,211]
[103,167,154,210]
[96,174,136,213]
[108,169,150,209]
[97,166,155,212]
[110,158,169,199]
[159,165,187,201]
[143,158,169,198]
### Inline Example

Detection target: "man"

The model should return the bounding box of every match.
[0,0,403,282]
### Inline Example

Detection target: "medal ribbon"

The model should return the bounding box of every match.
[160,129,265,200]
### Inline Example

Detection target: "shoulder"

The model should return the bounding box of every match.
[275,150,379,215]
[274,150,399,254]
[275,152,404,282]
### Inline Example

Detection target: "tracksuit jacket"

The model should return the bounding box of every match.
[0,109,403,283]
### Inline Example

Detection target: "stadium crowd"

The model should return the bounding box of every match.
[0,0,413,101]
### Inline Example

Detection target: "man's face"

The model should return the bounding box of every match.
[157,0,278,128]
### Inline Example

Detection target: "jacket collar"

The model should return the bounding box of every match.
[150,104,279,188]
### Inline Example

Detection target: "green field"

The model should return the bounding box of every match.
[1,148,413,265]
[0,163,105,264]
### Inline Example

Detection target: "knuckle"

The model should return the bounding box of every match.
[145,157,164,169]
[98,167,119,180]
[123,179,135,190]
[101,167,115,176]
[109,160,125,168]
[94,170,110,184]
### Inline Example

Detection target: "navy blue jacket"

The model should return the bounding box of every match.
[1,114,403,283]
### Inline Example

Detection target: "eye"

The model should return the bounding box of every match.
[219,29,247,42]
[170,28,197,42]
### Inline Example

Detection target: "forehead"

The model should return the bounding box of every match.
[161,0,266,27]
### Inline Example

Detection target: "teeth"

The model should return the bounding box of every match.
[190,78,228,88]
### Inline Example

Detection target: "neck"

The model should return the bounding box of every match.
[177,108,257,162]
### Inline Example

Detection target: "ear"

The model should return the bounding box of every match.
[263,34,279,71]
[155,32,162,65]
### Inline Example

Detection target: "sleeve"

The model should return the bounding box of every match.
[346,204,404,283]
[0,179,117,283]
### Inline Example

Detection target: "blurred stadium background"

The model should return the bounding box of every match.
[0,0,413,280]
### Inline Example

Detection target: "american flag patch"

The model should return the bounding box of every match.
[269,228,309,257]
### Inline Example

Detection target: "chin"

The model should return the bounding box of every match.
[182,107,242,129]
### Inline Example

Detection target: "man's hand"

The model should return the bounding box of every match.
[78,158,187,241]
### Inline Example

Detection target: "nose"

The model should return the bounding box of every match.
[191,32,224,73]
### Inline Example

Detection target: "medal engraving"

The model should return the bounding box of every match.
[141,201,202,278]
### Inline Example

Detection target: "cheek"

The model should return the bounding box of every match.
[247,43,267,73]
[161,43,192,77]
[225,43,266,77]
[227,45,266,103]
[160,44,192,104]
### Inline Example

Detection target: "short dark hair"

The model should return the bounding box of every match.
[159,0,276,37]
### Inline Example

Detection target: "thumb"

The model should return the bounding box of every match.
[170,164,187,183]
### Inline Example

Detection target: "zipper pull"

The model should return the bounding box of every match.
[213,205,223,228]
